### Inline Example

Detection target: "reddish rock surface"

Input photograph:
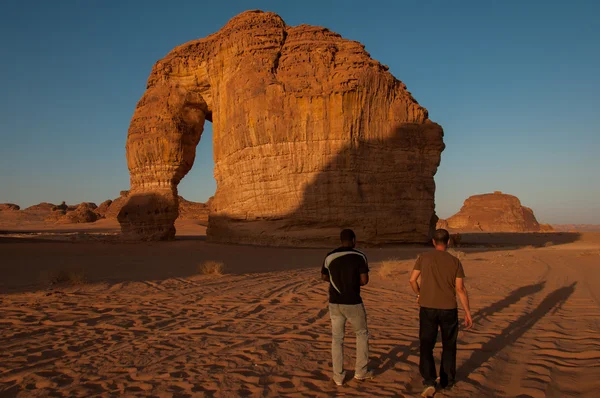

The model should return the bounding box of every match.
[24,203,56,212]
[104,191,129,219]
[178,196,211,226]
[0,204,20,211]
[436,218,449,230]
[118,10,444,244]
[95,200,113,218]
[64,206,99,224]
[445,192,553,232]
[44,203,98,224]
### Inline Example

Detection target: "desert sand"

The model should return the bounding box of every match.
[1,220,599,397]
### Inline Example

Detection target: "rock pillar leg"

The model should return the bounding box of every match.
[118,84,208,240]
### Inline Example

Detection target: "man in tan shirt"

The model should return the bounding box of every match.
[409,229,473,397]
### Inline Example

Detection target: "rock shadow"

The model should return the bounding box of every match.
[454,232,581,248]
[207,121,443,247]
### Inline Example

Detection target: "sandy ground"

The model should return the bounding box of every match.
[1,221,599,397]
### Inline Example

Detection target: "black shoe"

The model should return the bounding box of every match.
[441,382,455,390]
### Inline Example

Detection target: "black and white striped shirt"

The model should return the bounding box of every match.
[321,247,369,304]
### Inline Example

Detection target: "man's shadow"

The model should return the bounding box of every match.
[373,281,548,374]
[457,282,577,390]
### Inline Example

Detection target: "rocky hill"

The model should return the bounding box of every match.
[438,192,554,232]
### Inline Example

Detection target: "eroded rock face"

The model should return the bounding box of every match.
[24,203,56,212]
[436,218,449,230]
[119,10,445,244]
[95,200,113,218]
[446,192,552,232]
[105,191,129,219]
[0,204,20,211]
[45,202,100,224]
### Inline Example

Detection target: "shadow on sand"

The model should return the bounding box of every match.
[458,283,577,391]
[373,281,551,376]
[455,232,581,248]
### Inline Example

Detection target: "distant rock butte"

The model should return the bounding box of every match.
[45,202,100,224]
[104,191,129,219]
[0,203,20,211]
[552,224,600,232]
[441,192,554,232]
[95,200,113,217]
[178,196,211,226]
[118,10,444,244]
[24,203,56,212]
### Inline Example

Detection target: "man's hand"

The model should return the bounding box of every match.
[463,312,473,329]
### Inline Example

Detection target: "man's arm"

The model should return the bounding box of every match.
[321,258,330,282]
[360,273,369,286]
[409,270,421,302]
[456,278,473,329]
[359,253,369,286]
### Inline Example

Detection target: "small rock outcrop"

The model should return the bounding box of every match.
[95,200,113,218]
[445,192,553,232]
[118,10,444,244]
[24,202,56,212]
[104,191,130,219]
[178,196,211,225]
[53,202,69,212]
[0,203,20,211]
[64,206,99,224]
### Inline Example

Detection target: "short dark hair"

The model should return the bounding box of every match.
[433,229,450,245]
[340,229,356,244]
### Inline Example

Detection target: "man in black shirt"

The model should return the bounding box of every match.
[321,229,372,385]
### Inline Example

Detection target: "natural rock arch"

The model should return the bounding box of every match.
[118,10,445,244]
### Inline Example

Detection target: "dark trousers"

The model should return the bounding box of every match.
[419,307,459,387]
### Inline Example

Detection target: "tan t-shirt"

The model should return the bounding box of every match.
[413,250,465,310]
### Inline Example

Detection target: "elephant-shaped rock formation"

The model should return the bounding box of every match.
[118,10,445,245]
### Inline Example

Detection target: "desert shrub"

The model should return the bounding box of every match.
[448,248,466,260]
[199,261,225,276]
[544,241,554,247]
[49,269,86,286]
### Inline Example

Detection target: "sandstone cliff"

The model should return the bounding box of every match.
[119,10,445,244]
[0,204,20,211]
[444,192,553,232]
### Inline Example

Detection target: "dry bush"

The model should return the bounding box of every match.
[523,245,536,250]
[448,248,467,260]
[199,261,225,276]
[49,269,86,286]
[544,241,554,247]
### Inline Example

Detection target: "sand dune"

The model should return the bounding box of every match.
[1,226,599,396]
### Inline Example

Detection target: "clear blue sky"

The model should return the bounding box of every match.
[1,0,598,224]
